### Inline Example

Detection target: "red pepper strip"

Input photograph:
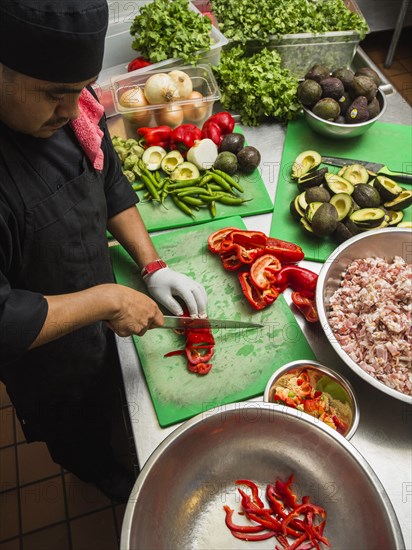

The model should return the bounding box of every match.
[291,292,319,323]
[220,250,243,271]
[170,124,202,154]
[274,475,298,510]
[223,506,265,533]
[282,533,309,550]
[267,485,306,534]
[127,56,152,72]
[221,230,268,251]
[185,329,215,345]
[207,227,239,254]
[229,530,275,541]
[201,120,222,146]
[137,125,172,147]
[265,238,304,264]
[185,346,214,364]
[238,271,279,310]
[276,266,318,294]
[281,503,327,535]
[250,254,282,290]
[221,243,263,264]
[164,350,185,357]
[206,111,235,135]
[235,479,265,508]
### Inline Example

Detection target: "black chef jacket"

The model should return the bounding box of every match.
[0,102,138,442]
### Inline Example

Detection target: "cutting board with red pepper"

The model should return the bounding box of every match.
[270,118,412,263]
[110,216,315,427]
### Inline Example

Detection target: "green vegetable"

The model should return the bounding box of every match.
[210,0,368,42]
[213,46,300,125]
[129,0,213,65]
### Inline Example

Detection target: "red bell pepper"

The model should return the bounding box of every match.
[201,120,222,146]
[265,238,304,264]
[250,254,281,290]
[207,227,240,254]
[220,250,243,271]
[220,230,268,265]
[206,112,235,135]
[137,125,172,148]
[275,266,318,294]
[238,271,279,310]
[170,124,202,154]
[127,56,152,72]
[291,292,319,323]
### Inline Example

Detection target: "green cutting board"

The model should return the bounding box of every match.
[270,118,412,263]
[110,216,315,427]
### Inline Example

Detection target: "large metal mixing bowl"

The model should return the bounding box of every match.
[316,228,412,405]
[120,402,404,549]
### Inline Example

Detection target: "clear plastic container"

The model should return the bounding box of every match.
[110,64,220,130]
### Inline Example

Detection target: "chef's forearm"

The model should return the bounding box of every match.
[29,284,119,349]
[107,206,160,269]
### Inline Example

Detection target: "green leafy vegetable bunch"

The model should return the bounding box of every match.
[130,0,213,64]
[213,46,301,126]
[210,0,369,42]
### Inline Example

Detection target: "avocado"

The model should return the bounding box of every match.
[305,64,330,83]
[297,79,322,107]
[300,217,316,235]
[329,193,354,220]
[297,167,328,188]
[219,133,245,155]
[320,77,345,100]
[342,164,369,184]
[291,150,322,179]
[350,208,386,228]
[213,151,238,175]
[324,173,355,195]
[290,195,305,220]
[332,67,355,90]
[312,98,340,121]
[373,175,403,201]
[352,184,382,208]
[236,146,261,173]
[311,202,339,236]
[355,67,380,87]
[305,201,324,223]
[305,186,331,203]
[334,221,355,243]
[345,96,369,124]
[338,92,351,115]
[367,97,381,120]
[384,190,412,211]
[350,75,378,101]
[386,210,404,226]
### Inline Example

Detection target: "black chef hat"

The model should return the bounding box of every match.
[0,0,108,83]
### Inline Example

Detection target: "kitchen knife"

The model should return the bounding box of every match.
[321,156,412,185]
[160,316,263,330]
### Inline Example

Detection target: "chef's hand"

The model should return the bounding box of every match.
[105,285,164,337]
[144,267,208,318]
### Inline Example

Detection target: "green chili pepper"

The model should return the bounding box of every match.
[209,173,233,193]
[179,196,205,207]
[209,200,217,218]
[200,173,214,186]
[141,174,160,201]
[212,168,244,193]
[171,195,195,218]
[132,183,145,191]
[176,186,211,197]
[197,193,223,203]
[216,195,251,205]
[167,177,202,188]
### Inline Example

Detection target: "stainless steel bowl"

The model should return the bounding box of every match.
[120,402,404,549]
[303,88,387,139]
[317,228,412,405]
[263,359,359,439]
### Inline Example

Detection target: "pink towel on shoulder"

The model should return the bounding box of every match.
[70,88,105,171]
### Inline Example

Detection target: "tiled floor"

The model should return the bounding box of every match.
[361,28,412,106]
[1,26,411,550]
[0,379,135,550]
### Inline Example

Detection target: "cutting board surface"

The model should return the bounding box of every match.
[270,118,412,263]
[110,216,315,427]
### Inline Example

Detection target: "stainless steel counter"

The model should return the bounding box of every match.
[115,75,412,548]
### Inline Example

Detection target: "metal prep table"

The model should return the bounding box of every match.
[113,52,412,548]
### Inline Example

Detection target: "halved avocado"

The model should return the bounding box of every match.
[352,184,381,208]
[297,191,308,212]
[290,195,305,220]
[161,150,184,174]
[300,217,315,235]
[373,175,403,201]
[350,208,386,228]
[297,167,328,189]
[330,193,354,221]
[305,186,331,203]
[386,210,404,226]
[342,164,369,185]
[324,173,355,195]
[337,166,347,177]
[291,150,322,179]
[384,190,412,211]
[397,221,412,228]
[305,201,324,223]
[170,162,200,181]
[364,219,389,230]
[311,202,339,236]
[334,221,354,243]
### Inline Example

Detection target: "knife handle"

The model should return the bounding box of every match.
[378,167,412,185]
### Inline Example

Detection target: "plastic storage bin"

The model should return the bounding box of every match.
[110,64,220,131]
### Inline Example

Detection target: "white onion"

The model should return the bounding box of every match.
[155,104,184,127]
[144,73,180,105]
[182,91,210,123]
[168,70,193,100]
[118,86,151,126]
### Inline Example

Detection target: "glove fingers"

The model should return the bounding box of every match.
[191,285,208,318]
[157,294,184,317]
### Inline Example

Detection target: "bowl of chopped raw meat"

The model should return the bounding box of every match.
[316,228,412,404]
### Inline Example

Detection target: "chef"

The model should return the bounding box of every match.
[0,0,207,502]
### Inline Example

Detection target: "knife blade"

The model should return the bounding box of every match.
[160,316,263,330]
[321,156,412,185]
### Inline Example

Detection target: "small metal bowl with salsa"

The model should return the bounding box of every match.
[264,359,359,439]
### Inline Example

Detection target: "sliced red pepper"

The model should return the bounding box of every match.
[238,271,279,311]
[250,254,282,290]
[193,362,212,375]
[229,530,275,541]
[201,120,222,146]
[185,346,214,364]
[220,249,243,271]
[164,350,186,357]
[276,266,318,294]
[291,292,319,323]
[235,480,265,508]
[223,506,265,534]
[222,230,268,251]
[170,124,202,155]
[265,238,304,264]
[206,112,235,135]
[137,125,172,148]
[274,475,298,510]
[127,56,152,72]
[207,227,239,254]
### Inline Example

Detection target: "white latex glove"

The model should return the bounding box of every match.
[144,267,208,318]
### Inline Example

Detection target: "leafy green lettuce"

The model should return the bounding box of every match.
[130,0,212,64]
[210,0,369,42]
[213,46,301,126]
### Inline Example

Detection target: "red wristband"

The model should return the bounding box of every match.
[141,259,167,279]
